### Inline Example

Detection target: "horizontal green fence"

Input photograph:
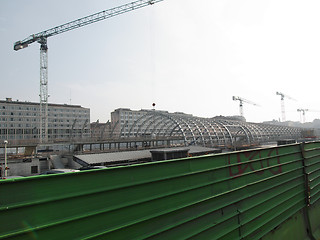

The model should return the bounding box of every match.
[1,142,320,239]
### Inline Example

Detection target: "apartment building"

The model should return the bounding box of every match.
[0,98,90,143]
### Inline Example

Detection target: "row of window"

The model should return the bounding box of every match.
[0,118,89,123]
[2,112,88,118]
[0,124,90,128]
[0,129,91,135]
[1,105,88,113]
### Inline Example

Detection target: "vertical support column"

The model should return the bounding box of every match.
[4,140,8,178]
[39,38,49,143]
[300,142,316,240]
[281,96,286,122]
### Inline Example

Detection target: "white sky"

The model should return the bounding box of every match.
[1,0,320,123]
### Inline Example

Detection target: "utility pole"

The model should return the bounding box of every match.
[4,140,8,178]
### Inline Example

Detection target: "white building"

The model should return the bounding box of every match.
[0,98,90,143]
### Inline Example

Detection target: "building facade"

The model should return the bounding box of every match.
[111,108,154,137]
[0,98,90,143]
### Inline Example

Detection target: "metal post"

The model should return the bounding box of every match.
[39,38,49,143]
[4,140,8,178]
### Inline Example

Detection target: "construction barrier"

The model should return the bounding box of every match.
[1,142,320,239]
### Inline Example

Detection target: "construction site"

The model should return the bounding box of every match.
[1,0,320,239]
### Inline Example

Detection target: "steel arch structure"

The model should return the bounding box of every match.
[119,111,303,148]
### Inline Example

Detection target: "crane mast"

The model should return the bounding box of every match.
[39,38,48,142]
[14,0,163,143]
[276,92,295,122]
[297,109,308,123]
[297,108,320,123]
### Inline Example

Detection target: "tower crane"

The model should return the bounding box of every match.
[297,109,308,123]
[232,96,260,118]
[14,0,163,143]
[297,108,320,123]
[276,92,296,122]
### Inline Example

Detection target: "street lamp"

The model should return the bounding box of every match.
[4,140,8,178]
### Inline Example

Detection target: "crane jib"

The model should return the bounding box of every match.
[13,0,164,51]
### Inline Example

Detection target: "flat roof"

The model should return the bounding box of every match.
[74,149,151,165]
[0,99,87,109]
[150,148,189,153]
[74,146,220,165]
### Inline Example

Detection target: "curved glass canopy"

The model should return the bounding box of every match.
[116,111,302,148]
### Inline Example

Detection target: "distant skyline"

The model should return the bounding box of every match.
[1,0,320,123]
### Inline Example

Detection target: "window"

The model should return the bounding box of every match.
[31,166,38,174]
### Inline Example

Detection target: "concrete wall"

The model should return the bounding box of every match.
[1,158,44,177]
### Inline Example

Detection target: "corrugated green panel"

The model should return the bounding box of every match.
[308,199,320,238]
[1,143,320,239]
[303,142,320,205]
[260,209,309,240]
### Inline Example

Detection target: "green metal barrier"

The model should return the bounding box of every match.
[1,142,320,239]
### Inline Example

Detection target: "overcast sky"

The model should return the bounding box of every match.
[1,0,320,123]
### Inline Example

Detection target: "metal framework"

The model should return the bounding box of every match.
[14,0,163,143]
[39,38,48,142]
[276,91,296,122]
[118,111,303,149]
